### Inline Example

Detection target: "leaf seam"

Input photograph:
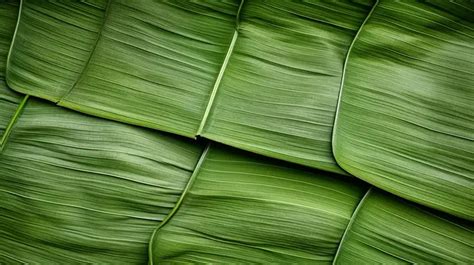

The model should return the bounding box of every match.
[5,0,23,81]
[147,142,211,264]
[0,95,29,152]
[196,0,245,135]
[331,0,379,155]
[57,0,113,104]
[332,187,373,264]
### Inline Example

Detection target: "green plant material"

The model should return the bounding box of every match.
[0,90,21,141]
[200,0,373,173]
[334,191,474,264]
[150,144,473,264]
[7,0,376,173]
[150,143,368,264]
[7,0,239,137]
[2,1,474,263]
[6,0,108,101]
[333,0,474,219]
[0,92,203,263]
[0,0,22,138]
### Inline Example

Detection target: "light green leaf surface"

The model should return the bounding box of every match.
[2,1,473,262]
[150,144,368,264]
[7,0,376,173]
[0,92,203,263]
[7,0,239,137]
[150,145,473,264]
[200,0,373,174]
[6,0,108,101]
[333,0,474,219]
[335,190,474,264]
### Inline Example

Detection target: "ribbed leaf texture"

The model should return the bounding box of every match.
[0,93,203,263]
[333,0,474,219]
[335,191,473,264]
[0,0,473,263]
[0,0,22,138]
[6,0,473,220]
[7,0,376,174]
[7,0,239,137]
[199,0,373,173]
[150,144,473,264]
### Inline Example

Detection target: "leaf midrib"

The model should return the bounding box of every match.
[56,0,113,104]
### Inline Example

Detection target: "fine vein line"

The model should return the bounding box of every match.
[331,0,379,154]
[196,0,245,136]
[148,143,211,265]
[332,187,373,264]
[0,95,29,152]
[57,0,113,104]
[5,0,23,85]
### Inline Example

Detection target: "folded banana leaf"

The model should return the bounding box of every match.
[1,7,204,257]
[150,143,473,264]
[0,89,203,263]
[1,96,471,263]
[0,0,22,139]
[333,0,474,220]
[6,0,377,174]
[6,0,473,221]
[1,0,473,263]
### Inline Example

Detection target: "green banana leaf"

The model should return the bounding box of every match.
[6,0,376,174]
[198,0,373,173]
[0,90,203,262]
[150,143,473,264]
[333,0,474,220]
[6,0,238,137]
[6,0,473,220]
[1,96,470,264]
[335,190,474,264]
[0,0,22,139]
[1,0,473,263]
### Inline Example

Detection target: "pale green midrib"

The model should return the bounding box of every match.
[332,187,373,264]
[57,0,113,104]
[0,95,29,152]
[5,0,23,84]
[147,143,211,265]
[331,0,379,155]
[196,0,246,136]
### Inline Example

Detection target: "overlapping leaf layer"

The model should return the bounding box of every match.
[0,0,473,263]
[7,0,376,173]
[0,92,203,264]
[5,0,473,220]
[149,144,473,264]
[333,0,474,219]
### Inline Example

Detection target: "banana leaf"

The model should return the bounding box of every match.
[150,143,473,264]
[6,0,376,174]
[198,0,373,173]
[7,0,239,137]
[0,0,22,139]
[3,96,471,263]
[335,190,473,264]
[332,0,474,220]
[0,90,203,263]
[1,0,473,263]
